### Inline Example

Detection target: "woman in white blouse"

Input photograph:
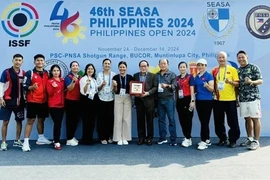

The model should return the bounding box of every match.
[79,63,98,145]
[96,58,116,144]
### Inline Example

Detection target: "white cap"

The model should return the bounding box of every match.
[196,59,207,65]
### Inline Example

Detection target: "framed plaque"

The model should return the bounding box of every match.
[129,81,144,95]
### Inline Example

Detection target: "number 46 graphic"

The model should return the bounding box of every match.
[49,1,86,44]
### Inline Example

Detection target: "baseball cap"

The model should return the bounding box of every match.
[196,59,207,65]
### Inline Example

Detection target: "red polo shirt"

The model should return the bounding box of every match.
[176,74,192,97]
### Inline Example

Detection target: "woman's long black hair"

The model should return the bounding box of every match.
[49,64,61,78]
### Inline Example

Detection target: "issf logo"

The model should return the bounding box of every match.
[50,1,86,44]
[1,2,39,47]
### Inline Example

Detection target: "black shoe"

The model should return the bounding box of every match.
[169,140,177,146]
[217,140,227,146]
[137,139,145,145]
[146,139,152,146]
[228,142,236,148]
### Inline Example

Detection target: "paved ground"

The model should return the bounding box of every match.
[0,137,270,180]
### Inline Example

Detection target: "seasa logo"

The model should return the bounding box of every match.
[246,5,270,39]
[202,2,235,38]
[49,1,86,44]
[1,2,39,47]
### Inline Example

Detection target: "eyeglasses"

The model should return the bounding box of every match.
[140,65,147,68]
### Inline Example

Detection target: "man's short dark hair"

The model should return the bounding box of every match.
[139,60,149,67]
[13,54,23,59]
[237,50,247,57]
[34,54,45,61]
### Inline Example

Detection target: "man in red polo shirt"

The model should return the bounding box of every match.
[22,54,51,152]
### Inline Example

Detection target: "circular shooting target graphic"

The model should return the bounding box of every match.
[1,2,39,38]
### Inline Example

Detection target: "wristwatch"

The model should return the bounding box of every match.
[191,100,195,102]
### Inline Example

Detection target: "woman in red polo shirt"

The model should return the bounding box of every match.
[176,61,195,148]
[64,61,81,146]
[47,64,65,150]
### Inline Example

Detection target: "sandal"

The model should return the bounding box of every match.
[101,140,107,144]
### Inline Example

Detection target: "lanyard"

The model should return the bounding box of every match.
[88,77,97,92]
[103,71,111,86]
[119,74,127,88]
[90,79,94,89]
[86,76,93,89]
[91,80,98,91]
[218,66,227,81]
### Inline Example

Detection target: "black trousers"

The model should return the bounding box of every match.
[65,99,81,140]
[49,107,64,143]
[97,99,114,140]
[176,96,194,139]
[80,94,98,143]
[213,100,240,143]
[196,100,213,142]
[135,99,154,140]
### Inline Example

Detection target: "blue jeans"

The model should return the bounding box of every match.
[157,98,177,141]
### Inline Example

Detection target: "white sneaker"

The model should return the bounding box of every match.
[36,136,52,145]
[197,141,208,150]
[66,138,78,146]
[117,140,123,145]
[122,140,128,145]
[13,140,23,147]
[73,137,79,143]
[198,139,211,146]
[249,141,260,150]
[182,138,192,147]
[1,142,8,151]
[157,139,168,145]
[22,143,31,152]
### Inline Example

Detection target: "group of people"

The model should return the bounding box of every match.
[0,50,263,152]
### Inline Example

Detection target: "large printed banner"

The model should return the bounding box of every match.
[0,0,269,138]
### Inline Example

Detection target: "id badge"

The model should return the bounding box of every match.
[158,83,164,92]
[104,86,111,94]
[119,88,126,97]
[178,90,184,99]
[88,93,94,100]
[218,81,225,90]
